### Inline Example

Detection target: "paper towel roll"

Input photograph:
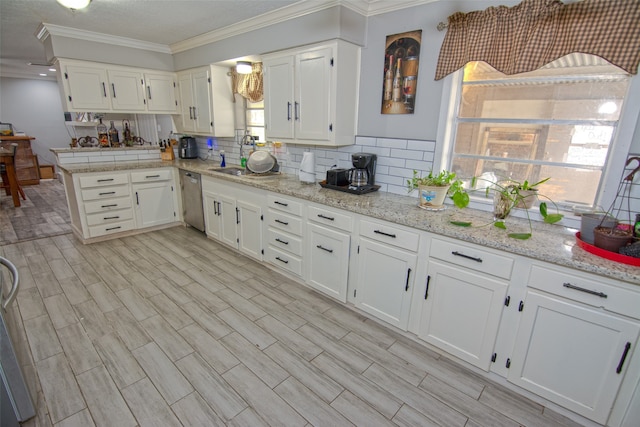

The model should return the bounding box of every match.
[299,152,316,183]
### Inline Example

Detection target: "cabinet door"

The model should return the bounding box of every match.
[133,182,176,228]
[295,48,332,141]
[508,291,640,424]
[307,224,350,302]
[264,56,295,139]
[237,200,263,261]
[355,238,416,330]
[219,194,238,249]
[418,260,508,371]
[107,69,146,111]
[145,72,178,113]
[192,69,212,134]
[64,65,111,111]
[203,191,222,240]
[177,72,195,132]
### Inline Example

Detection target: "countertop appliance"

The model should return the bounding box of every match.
[179,169,205,232]
[179,136,198,159]
[349,153,377,190]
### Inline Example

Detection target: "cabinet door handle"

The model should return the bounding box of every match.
[112,83,116,98]
[275,219,289,225]
[405,268,412,291]
[275,238,289,245]
[316,245,333,253]
[294,101,300,120]
[102,82,107,97]
[145,174,161,179]
[192,106,197,119]
[451,251,483,263]
[274,200,288,207]
[97,178,114,182]
[103,216,120,220]
[275,256,289,264]
[616,342,632,374]
[318,214,335,221]
[213,200,218,216]
[99,191,116,196]
[287,102,292,121]
[374,230,396,238]
[105,226,121,231]
[147,85,152,100]
[424,275,431,299]
[101,204,118,208]
[562,283,608,298]
[217,201,221,216]
[236,207,240,224]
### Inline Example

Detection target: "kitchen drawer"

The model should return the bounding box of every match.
[308,205,352,232]
[84,197,132,214]
[79,173,129,188]
[268,228,303,257]
[267,246,303,277]
[131,169,172,183]
[528,263,640,319]
[429,237,514,280]
[88,219,135,238]
[81,185,130,201]
[267,194,302,216]
[86,208,134,226]
[359,219,419,252]
[268,209,303,236]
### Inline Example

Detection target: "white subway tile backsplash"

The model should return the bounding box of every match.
[377,138,407,149]
[407,139,436,152]
[376,156,405,167]
[390,148,424,160]
[405,159,435,172]
[422,151,435,162]
[90,156,114,162]
[60,156,89,164]
[355,137,377,146]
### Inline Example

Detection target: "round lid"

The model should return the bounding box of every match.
[247,151,277,174]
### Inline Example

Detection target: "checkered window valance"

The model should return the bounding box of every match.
[231,62,264,102]
[435,0,640,80]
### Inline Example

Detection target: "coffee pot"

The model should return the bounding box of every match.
[348,168,369,188]
[348,153,377,189]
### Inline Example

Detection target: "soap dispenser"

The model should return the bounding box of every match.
[220,150,226,167]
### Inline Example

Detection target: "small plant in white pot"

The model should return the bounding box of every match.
[407,170,469,209]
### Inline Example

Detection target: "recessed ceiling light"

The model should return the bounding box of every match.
[236,61,252,74]
[39,73,47,77]
[49,68,56,72]
[56,0,91,10]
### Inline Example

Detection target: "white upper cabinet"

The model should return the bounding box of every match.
[263,40,360,146]
[176,65,235,137]
[56,59,178,114]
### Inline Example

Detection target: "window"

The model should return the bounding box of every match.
[447,55,631,210]
[246,99,265,142]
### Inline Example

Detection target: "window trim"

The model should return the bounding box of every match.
[435,66,640,227]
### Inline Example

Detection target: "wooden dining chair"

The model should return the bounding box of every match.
[0,143,27,200]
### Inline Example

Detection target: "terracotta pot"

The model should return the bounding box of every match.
[418,185,449,208]
[593,226,633,253]
[580,213,618,245]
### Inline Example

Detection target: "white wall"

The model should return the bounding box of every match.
[0,77,70,167]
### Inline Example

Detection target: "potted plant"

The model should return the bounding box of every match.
[407,169,469,209]
[451,176,564,240]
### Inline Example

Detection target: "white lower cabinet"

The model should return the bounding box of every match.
[307,224,350,302]
[202,176,263,261]
[265,194,304,277]
[131,169,178,229]
[418,260,508,371]
[354,220,419,330]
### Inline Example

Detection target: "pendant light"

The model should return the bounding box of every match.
[56,0,91,10]
[236,61,252,74]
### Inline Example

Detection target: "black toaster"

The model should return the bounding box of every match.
[326,168,349,186]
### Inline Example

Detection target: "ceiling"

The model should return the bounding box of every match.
[0,0,434,80]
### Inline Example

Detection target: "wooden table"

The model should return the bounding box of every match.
[0,136,39,185]
[0,146,21,207]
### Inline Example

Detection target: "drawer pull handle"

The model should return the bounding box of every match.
[97,178,114,182]
[616,342,632,374]
[316,245,333,253]
[374,230,396,238]
[275,219,289,225]
[275,256,289,264]
[562,283,608,298]
[101,204,118,208]
[275,238,289,245]
[274,201,288,207]
[318,214,335,221]
[105,226,121,231]
[99,191,116,196]
[452,251,483,263]
[103,216,120,220]
[145,174,161,179]
[405,268,412,291]
[424,275,431,299]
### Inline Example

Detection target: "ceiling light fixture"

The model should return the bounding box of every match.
[56,0,91,10]
[236,61,252,74]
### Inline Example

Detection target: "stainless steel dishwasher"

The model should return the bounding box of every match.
[179,169,205,232]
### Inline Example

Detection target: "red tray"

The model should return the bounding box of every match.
[575,232,640,267]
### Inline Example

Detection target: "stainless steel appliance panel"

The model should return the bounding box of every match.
[179,169,205,232]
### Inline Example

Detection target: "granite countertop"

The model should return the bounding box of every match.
[58,158,640,285]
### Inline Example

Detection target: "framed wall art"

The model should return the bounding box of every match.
[381,30,422,115]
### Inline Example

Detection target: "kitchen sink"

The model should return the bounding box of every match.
[207,167,281,179]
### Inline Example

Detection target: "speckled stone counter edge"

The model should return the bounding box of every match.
[57,159,640,286]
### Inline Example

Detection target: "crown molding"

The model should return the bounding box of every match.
[353,0,439,16]
[36,23,172,54]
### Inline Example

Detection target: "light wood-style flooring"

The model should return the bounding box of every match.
[1,225,586,426]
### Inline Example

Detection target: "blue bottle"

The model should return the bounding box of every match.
[220,150,226,167]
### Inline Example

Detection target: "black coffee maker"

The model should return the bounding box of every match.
[349,153,377,189]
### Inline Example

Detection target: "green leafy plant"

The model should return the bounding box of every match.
[407,170,469,208]
[451,176,564,240]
